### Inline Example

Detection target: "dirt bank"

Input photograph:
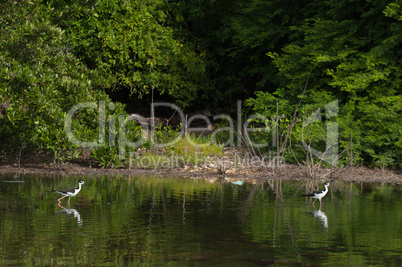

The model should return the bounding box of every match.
[0,161,401,184]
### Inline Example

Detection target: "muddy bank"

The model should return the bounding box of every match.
[0,161,401,184]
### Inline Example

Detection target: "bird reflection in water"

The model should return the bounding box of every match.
[312,209,328,229]
[57,202,83,226]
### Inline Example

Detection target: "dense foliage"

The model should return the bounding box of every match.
[243,0,402,168]
[44,0,207,107]
[0,0,400,168]
[0,0,126,163]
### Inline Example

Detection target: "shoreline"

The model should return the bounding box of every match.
[0,162,401,184]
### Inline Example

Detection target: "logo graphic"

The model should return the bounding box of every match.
[302,100,339,165]
[64,100,339,166]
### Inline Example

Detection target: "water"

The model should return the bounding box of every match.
[0,174,401,266]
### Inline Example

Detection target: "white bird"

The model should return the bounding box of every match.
[302,182,330,207]
[53,180,84,207]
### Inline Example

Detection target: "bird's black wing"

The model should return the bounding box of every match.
[53,187,75,194]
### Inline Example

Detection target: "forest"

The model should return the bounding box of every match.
[0,0,401,169]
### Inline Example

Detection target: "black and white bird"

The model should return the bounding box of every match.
[53,180,84,206]
[302,182,330,207]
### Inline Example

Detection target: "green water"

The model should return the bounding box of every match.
[0,174,401,266]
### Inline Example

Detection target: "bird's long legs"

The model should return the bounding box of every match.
[57,195,68,202]
[312,199,323,209]
[311,198,323,209]
[57,195,71,207]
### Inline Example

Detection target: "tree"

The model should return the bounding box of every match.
[44,0,206,108]
[0,0,124,161]
[246,0,402,168]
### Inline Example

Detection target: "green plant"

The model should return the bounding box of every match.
[0,0,115,163]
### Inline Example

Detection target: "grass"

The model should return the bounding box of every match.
[131,134,223,169]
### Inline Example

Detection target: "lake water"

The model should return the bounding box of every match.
[0,174,401,266]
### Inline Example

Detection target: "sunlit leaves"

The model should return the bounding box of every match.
[0,0,123,161]
[46,0,205,107]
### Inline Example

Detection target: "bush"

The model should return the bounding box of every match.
[0,0,127,164]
